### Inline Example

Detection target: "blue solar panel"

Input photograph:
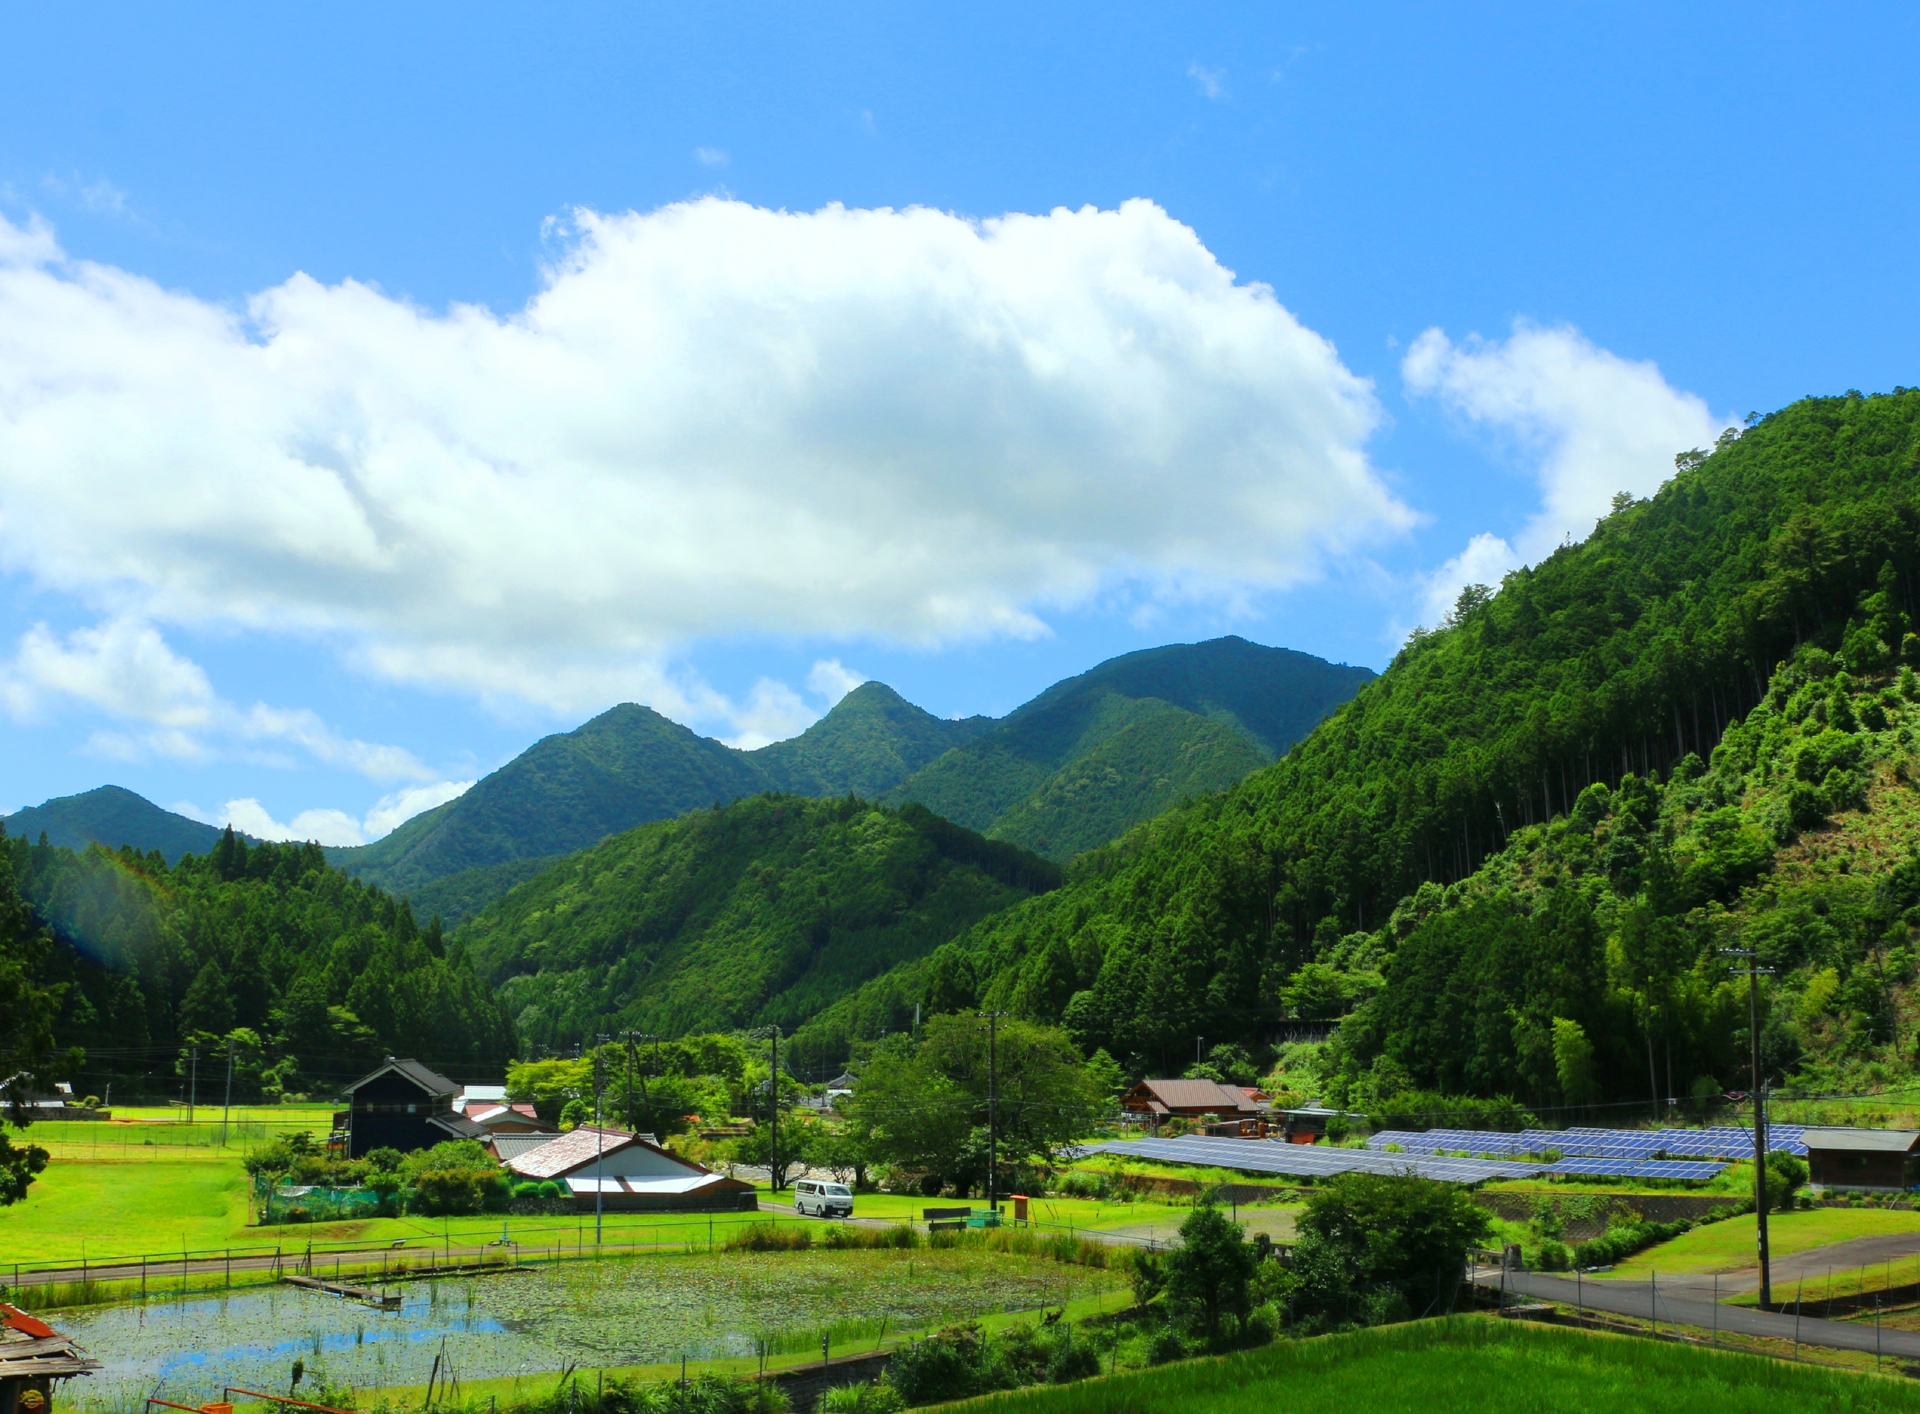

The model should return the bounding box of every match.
[1371,1123,1797,1163]
[1082,1137,1542,1184]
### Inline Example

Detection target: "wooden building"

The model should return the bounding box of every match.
[1120,1079,1272,1134]
[338,1058,490,1159]
[0,1304,99,1414]
[504,1124,758,1212]
[1801,1127,1920,1192]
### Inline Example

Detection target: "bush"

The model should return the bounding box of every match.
[1145,1325,1185,1366]
[1165,1203,1255,1340]
[1531,1240,1570,1272]
[1571,1217,1699,1268]
[725,1222,813,1252]
[885,1328,992,1406]
[1045,1335,1101,1384]
[821,1223,918,1250]
[819,1383,904,1414]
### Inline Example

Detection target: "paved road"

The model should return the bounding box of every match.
[1476,1269,1920,1361]
[1656,1231,1920,1298]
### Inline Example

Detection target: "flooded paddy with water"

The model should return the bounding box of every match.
[55,1247,1120,1409]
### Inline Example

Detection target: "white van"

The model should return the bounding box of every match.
[793,1179,853,1218]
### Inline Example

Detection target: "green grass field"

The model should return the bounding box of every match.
[1603,1207,1920,1277]
[956,1317,1920,1414]
[0,1141,1200,1267]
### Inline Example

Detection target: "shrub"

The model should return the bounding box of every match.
[885,1328,991,1406]
[725,1222,813,1252]
[1531,1240,1570,1272]
[1145,1325,1185,1366]
[821,1223,918,1250]
[1045,1335,1101,1384]
[819,1383,903,1414]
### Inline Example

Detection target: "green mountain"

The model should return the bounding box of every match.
[15,827,513,1097]
[3,785,234,864]
[888,637,1373,859]
[457,793,1059,1052]
[754,681,994,797]
[804,389,1920,1081]
[332,703,769,900]
[338,638,1361,918]
[1324,651,1920,1115]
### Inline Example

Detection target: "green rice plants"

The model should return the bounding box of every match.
[819,1381,904,1414]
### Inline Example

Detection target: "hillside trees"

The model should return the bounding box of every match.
[842,1015,1106,1193]
[850,391,1920,1080]
[10,826,513,1098]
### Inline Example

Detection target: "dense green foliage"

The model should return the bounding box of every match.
[1322,649,1920,1112]
[840,1013,1107,1192]
[820,392,1920,1085]
[918,1318,1918,1414]
[891,637,1371,860]
[2,784,229,864]
[1283,1174,1492,1329]
[459,794,1059,1051]
[11,824,514,1099]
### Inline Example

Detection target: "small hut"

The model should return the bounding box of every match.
[0,1303,100,1414]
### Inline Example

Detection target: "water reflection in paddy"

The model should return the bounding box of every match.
[55,1247,1116,1410]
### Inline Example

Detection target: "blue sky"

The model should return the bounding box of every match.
[0,2,1915,842]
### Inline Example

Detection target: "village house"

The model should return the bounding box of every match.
[1119,1078,1274,1135]
[503,1124,757,1212]
[336,1058,490,1159]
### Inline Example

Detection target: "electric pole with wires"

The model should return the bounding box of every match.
[593,1035,609,1245]
[1722,947,1775,1307]
[978,1011,1006,1213]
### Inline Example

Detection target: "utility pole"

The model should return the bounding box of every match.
[1723,947,1775,1307]
[188,1045,199,1126]
[751,1026,784,1191]
[979,1012,1006,1213]
[593,1037,609,1245]
[1645,979,1660,1124]
[221,1042,234,1148]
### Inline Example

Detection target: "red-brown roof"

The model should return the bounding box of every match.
[1122,1079,1268,1114]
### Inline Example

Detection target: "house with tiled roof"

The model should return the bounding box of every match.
[1120,1078,1273,1135]
[503,1125,756,1212]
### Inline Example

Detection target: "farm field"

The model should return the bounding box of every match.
[53,1243,1126,1412]
[961,1316,1920,1414]
[0,1145,1199,1266]
[1602,1208,1920,1278]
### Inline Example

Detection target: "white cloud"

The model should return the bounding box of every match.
[0,199,1409,717]
[1187,62,1227,100]
[0,617,433,780]
[178,777,473,847]
[721,679,816,751]
[693,147,729,168]
[1416,530,1522,629]
[1403,321,1736,562]
[807,658,867,706]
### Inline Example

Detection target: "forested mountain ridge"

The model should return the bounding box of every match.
[7,824,514,1101]
[3,786,240,864]
[456,793,1059,1054]
[888,637,1373,859]
[1316,648,1920,1116]
[804,390,1920,1076]
[333,638,1360,913]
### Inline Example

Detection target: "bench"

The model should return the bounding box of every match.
[922,1206,971,1221]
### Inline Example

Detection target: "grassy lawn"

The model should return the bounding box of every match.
[953,1317,1920,1414]
[1603,1207,1920,1277]
[0,1148,1217,1267]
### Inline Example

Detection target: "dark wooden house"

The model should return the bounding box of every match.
[1802,1127,1920,1192]
[339,1058,489,1159]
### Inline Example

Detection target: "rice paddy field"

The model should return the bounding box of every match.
[964,1317,1920,1414]
[51,1244,1124,1411]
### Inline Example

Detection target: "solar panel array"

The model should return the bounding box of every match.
[1536,1157,1727,1181]
[1079,1136,1541,1185]
[1366,1124,1806,1160]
